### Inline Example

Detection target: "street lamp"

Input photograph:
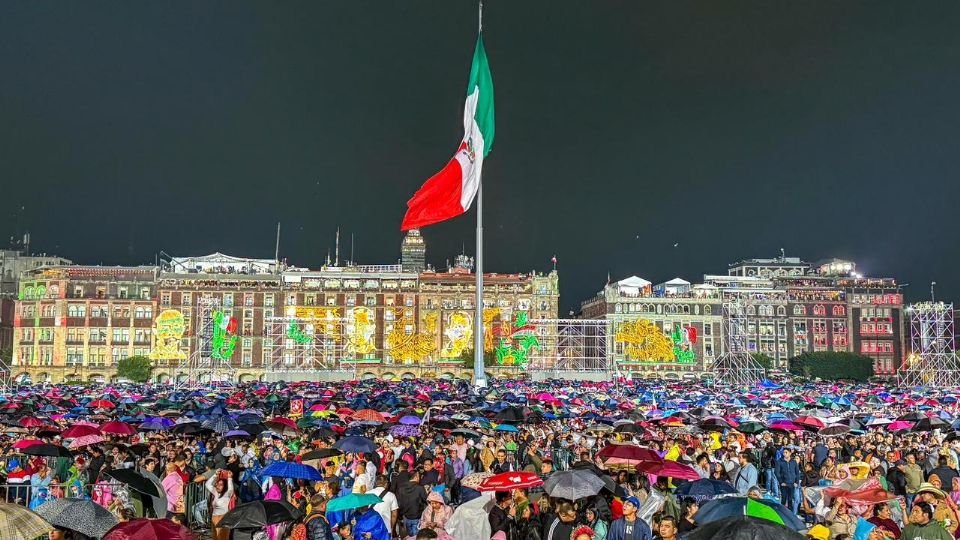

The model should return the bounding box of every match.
[931,281,937,302]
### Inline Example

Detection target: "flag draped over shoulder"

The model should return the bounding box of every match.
[401,35,495,231]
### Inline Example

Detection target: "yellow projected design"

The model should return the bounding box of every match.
[483,308,501,352]
[441,311,473,358]
[386,310,437,364]
[345,307,376,356]
[615,319,674,362]
[293,307,342,342]
[150,309,187,360]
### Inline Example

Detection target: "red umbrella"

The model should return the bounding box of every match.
[351,409,384,423]
[794,416,825,430]
[88,400,115,409]
[266,417,298,430]
[12,439,44,449]
[636,460,702,481]
[62,425,102,439]
[103,518,198,540]
[100,421,136,436]
[19,416,44,428]
[479,471,544,492]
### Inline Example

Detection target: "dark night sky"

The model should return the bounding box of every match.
[3,2,960,313]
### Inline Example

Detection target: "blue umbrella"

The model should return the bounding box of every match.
[674,479,738,501]
[495,424,518,432]
[138,421,168,431]
[225,430,251,439]
[333,436,377,454]
[262,461,323,481]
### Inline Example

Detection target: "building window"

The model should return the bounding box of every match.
[264,294,275,307]
[286,294,296,306]
[776,306,786,316]
[118,287,128,299]
[813,304,826,316]
[112,328,130,344]
[244,293,254,307]
[161,292,171,306]
[66,348,84,366]
[67,304,86,317]
[326,297,336,306]
[793,305,806,316]
[112,348,124,364]
[242,337,253,349]
[242,351,252,367]
[365,297,376,307]
[704,305,712,315]
[182,292,192,305]
[134,328,151,344]
[746,305,755,315]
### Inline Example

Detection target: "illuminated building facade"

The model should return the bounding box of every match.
[11,266,158,383]
[10,239,560,383]
[580,255,906,378]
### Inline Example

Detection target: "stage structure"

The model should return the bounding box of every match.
[0,358,10,392]
[712,300,764,386]
[900,302,958,387]
[263,308,353,380]
[527,318,611,377]
[180,297,239,386]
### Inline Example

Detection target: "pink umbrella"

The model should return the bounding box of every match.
[637,460,702,481]
[888,420,914,431]
[768,421,804,432]
[73,420,100,428]
[69,434,106,448]
[12,439,44,449]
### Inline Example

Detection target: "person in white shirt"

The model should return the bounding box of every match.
[368,476,399,536]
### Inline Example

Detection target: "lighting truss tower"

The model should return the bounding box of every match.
[526,319,610,373]
[0,357,10,393]
[263,315,346,375]
[900,302,959,387]
[180,297,235,387]
[712,300,764,387]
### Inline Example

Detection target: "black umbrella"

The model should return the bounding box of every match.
[301,448,343,461]
[34,498,119,539]
[21,444,73,458]
[912,417,950,432]
[686,516,804,540]
[220,500,304,529]
[171,423,205,435]
[613,423,644,434]
[450,428,482,440]
[103,468,162,498]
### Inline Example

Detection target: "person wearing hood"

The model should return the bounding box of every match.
[418,491,453,540]
[353,504,391,540]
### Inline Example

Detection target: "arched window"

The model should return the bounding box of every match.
[747,305,756,315]
[777,306,786,316]
[832,305,846,316]
[794,305,806,316]
[704,305,712,315]
[813,304,826,316]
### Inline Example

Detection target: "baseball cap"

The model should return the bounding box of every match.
[624,496,641,508]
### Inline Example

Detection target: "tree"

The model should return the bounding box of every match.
[751,353,775,371]
[787,352,875,382]
[117,355,154,383]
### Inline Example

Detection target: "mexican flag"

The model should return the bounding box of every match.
[401,35,495,231]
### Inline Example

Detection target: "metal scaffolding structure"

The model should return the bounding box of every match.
[900,302,959,387]
[263,315,347,374]
[712,300,764,387]
[180,297,236,386]
[527,319,610,373]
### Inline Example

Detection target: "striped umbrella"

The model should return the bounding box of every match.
[0,502,51,540]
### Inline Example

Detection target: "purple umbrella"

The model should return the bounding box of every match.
[225,429,252,439]
[399,415,422,425]
[389,425,420,437]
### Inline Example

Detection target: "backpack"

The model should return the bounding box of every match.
[289,514,322,540]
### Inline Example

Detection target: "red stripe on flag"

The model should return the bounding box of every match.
[401,144,467,231]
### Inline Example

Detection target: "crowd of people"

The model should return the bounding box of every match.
[1,377,959,540]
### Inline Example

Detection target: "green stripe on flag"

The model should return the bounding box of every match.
[468,34,495,156]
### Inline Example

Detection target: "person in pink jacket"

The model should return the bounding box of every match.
[162,463,185,516]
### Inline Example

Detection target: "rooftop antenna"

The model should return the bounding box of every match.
[932,281,937,302]
[274,222,281,265]
[334,228,340,267]
[780,247,785,260]
[326,249,331,266]
[351,233,355,266]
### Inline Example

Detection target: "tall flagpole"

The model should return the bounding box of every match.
[474,0,487,389]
